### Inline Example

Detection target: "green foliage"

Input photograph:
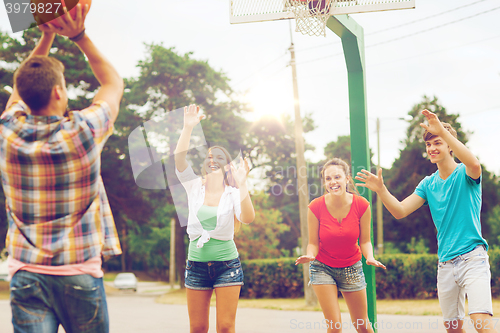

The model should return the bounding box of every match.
[486,205,500,249]
[375,254,437,299]
[405,237,429,254]
[241,251,500,299]
[235,192,289,260]
[240,258,303,298]
[247,113,317,255]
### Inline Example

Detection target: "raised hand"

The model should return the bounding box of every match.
[419,109,445,136]
[183,104,204,129]
[295,255,315,265]
[37,4,88,39]
[366,258,386,270]
[232,156,250,188]
[355,168,385,193]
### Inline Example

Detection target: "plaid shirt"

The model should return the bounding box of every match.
[1,101,121,265]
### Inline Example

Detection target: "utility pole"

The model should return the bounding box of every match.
[289,23,317,307]
[376,118,383,254]
[169,218,176,288]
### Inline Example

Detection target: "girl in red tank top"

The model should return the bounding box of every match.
[296,158,385,333]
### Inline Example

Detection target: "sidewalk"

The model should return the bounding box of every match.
[0,295,476,332]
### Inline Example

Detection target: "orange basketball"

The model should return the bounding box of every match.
[32,0,92,27]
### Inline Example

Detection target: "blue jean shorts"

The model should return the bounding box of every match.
[10,270,109,333]
[185,257,244,290]
[309,259,367,292]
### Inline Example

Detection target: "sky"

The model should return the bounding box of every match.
[1,0,499,174]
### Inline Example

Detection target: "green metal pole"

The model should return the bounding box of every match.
[326,15,377,331]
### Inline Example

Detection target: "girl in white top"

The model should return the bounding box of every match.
[174,104,255,333]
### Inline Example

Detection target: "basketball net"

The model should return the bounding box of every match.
[287,0,336,37]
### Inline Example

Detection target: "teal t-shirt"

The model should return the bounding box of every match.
[187,205,238,262]
[414,163,487,262]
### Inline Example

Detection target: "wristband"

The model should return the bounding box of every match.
[69,29,86,42]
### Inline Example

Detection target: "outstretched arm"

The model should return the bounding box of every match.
[233,157,255,224]
[355,168,425,219]
[420,109,481,179]
[174,104,204,172]
[6,32,56,109]
[359,207,386,269]
[295,209,319,265]
[39,4,123,123]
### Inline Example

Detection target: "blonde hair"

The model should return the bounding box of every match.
[321,157,360,196]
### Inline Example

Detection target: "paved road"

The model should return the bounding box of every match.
[0,293,464,333]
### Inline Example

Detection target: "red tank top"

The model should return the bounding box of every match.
[308,194,369,268]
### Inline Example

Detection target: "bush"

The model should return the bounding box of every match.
[375,253,437,299]
[240,258,303,298]
[240,250,500,299]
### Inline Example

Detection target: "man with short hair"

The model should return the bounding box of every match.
[2,5,123,332]
[356,109,496,333]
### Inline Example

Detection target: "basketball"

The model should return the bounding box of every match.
[308,0,331,15]
[32,0,92,27]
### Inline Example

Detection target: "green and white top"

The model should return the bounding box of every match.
[188,205,238,262]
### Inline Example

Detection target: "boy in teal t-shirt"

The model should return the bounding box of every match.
[356,110,496,333]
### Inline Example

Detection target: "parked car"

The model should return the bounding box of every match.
[113,272,138,292]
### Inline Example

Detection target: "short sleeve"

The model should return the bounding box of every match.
[1,101,27,120]
[414,177,428,202]
[356,195,370,216]
[308,196,323,220]
[462,164,481,186]
[73,101,113,146]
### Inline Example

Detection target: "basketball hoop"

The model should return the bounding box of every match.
[287,0,336,37]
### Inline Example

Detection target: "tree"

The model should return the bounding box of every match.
[235,192,289,260]
[246,113,317,256]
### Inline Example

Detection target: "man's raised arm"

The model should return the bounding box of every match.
[39,4,124,123]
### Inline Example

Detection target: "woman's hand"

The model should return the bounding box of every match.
[366,258,386,270]
[232,156,250,188]
[183,104,204,129]
[295,255,315,265]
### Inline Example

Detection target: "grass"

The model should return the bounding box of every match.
[157,289,500,316]
[0,281,9,300]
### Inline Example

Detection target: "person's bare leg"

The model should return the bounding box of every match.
[187,289,213,333]
[313,285,342,333]
[470,313,498,333]
[214,286,241,333]
[342,290,373,333]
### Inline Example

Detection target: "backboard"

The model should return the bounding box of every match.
[230,0,415,24]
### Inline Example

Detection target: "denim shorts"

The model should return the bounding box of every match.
[309,259,367,292]
[184,257,244,290]
[10,270,109,333]
[437,245,493,321]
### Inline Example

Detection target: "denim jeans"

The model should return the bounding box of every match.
[10,270,109,333]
